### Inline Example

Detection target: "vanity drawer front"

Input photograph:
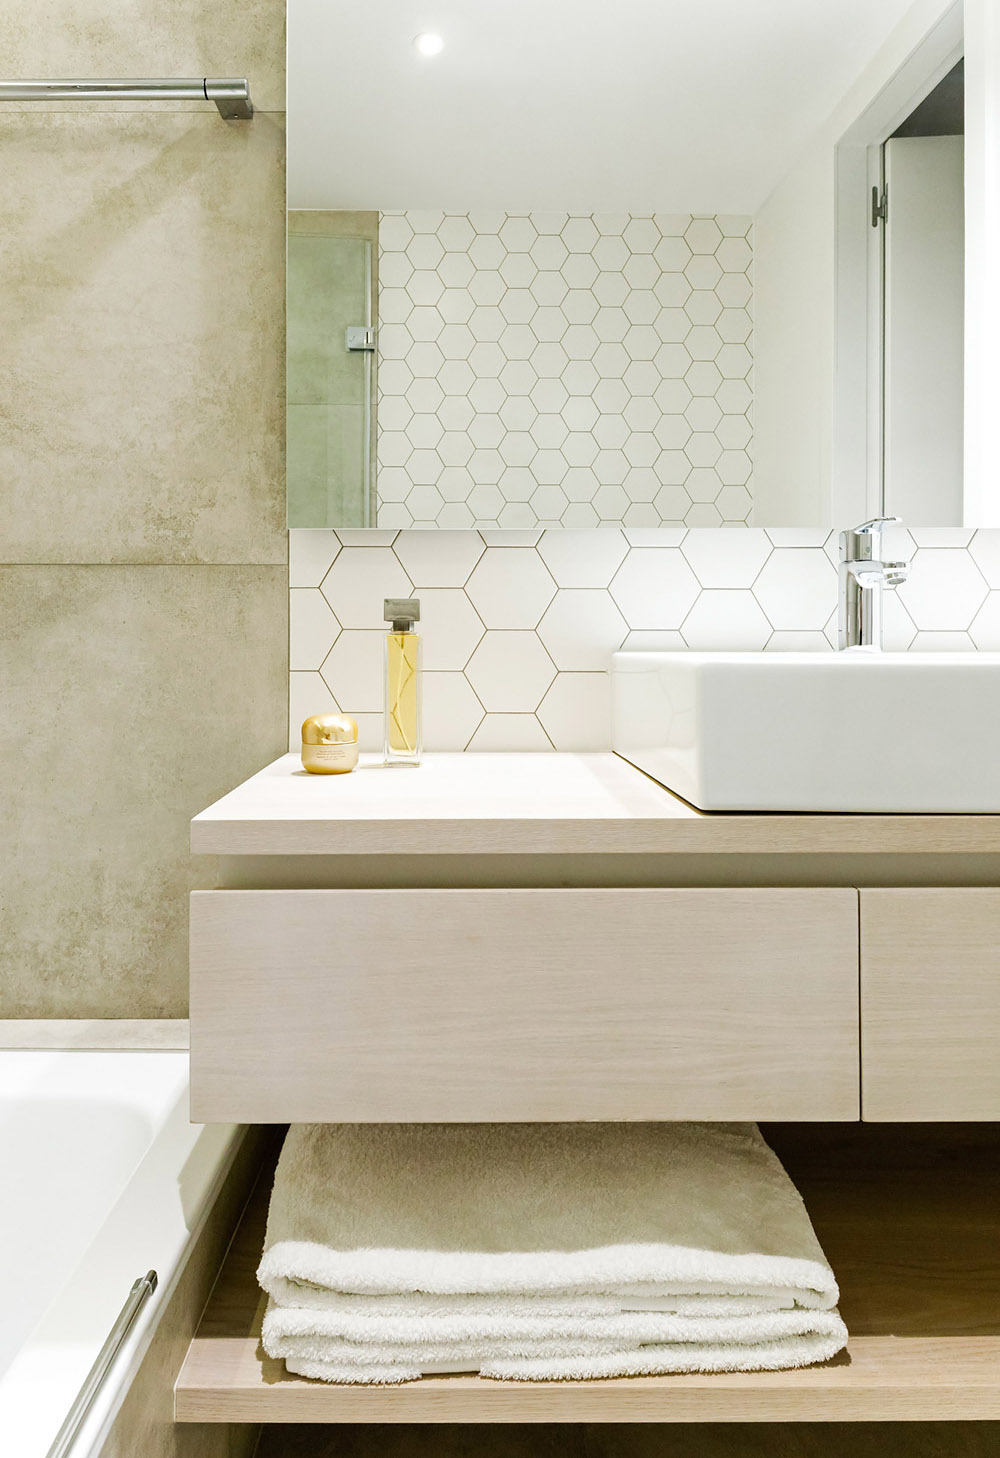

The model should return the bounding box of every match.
[861,889,1000,1120]
[190,888,859,1123]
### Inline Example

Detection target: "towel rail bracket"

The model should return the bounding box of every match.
[0,78,253,119]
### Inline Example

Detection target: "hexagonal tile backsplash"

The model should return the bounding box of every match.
[290,527,1000,753]
[375,213,754,529]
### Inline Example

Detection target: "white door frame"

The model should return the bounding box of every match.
[832,2,963,525]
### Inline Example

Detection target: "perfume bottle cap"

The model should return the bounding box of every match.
[301,713,359,745]
[385,597,420,632]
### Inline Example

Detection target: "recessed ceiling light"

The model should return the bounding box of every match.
[413,32,444,57]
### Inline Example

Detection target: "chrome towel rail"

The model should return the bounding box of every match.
[0,78,253,119]
[44,1270,158,1458]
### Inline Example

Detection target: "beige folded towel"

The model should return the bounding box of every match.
[258,1122,847,1383]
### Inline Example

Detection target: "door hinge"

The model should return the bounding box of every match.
[346,325,375,352]
[871,186,888,227]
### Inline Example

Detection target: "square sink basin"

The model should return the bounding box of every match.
[611,650,1000,812]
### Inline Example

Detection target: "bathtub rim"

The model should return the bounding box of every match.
[0,1019,189,1050]
[0,1044,242,1458]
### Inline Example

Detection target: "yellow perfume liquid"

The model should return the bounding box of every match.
[383,597,422,766]
[384,629,422,765]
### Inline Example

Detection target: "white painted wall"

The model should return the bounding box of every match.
[884,136,964,525]
[753,0,961,527]
[964,0,1000,526]
[752,146,834,524]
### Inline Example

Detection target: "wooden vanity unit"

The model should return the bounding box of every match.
[177,752,1000,1426]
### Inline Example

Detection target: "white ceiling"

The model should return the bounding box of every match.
[288,0,919,213]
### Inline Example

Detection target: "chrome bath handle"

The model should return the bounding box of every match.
[44,1271,158,1458]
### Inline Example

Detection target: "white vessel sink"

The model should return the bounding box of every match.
[611,650,1000,812]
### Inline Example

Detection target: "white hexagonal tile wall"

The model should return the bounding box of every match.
[765,631,833,653]
[536,529,628,586]
[609,548,700,628]
[970,531,1000,587]
[293,529,1000,752]
[898,549,989,630]
[752,549,838,631]
[531,234,568,271]
[393,530,484,586]
[289,588,340,671]
[912,630,976,651]
[909,528,973,548]
[537,673,612,750]
[289,670,338,750]
[334,529,399,547]
[422,671,485,749]
[498,500,538,527]
[881,591,917,650]
[681,590,771,650]
[467,713,554,750]
[321,547,412,629]
[537,590,627,669]
[415,587,485,669]
[715,486,752,521]
[682,528,771,588]
[289,530,339,588]
[466,631,556,711]
[685,502,722,526]
[376,212,754,526]
[319,629,385,713]
[466,547,556,627]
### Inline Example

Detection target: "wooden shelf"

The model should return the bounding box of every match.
[175,1124,1000,1425]
[191,752,1000,859]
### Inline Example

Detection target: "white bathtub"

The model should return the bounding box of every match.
[0,1049,241,1458]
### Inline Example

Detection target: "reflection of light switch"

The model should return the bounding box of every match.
[345,326,375,352]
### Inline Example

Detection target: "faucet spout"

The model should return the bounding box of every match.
[838,517,909,650]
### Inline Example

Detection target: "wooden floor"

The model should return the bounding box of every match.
[175,1124,1000,1426]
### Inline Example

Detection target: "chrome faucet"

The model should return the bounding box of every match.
[838,517,909,650]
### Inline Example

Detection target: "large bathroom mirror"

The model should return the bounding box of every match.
[287,0,973,530]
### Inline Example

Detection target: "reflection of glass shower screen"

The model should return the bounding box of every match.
[286,232,373,528]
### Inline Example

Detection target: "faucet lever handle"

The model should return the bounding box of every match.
[854,516,901,535]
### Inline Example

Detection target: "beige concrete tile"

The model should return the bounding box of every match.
[0,112,287,565]
[0,565,287,1018]
[0,0,285,114]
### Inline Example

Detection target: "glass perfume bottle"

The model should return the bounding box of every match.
[383,597,422,766]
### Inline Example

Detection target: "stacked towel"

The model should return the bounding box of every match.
[257,1122,847,1384]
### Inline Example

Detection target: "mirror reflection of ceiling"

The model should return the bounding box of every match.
[288,0,918,212]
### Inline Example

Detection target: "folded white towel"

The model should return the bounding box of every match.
[280,1341,845,1385]
[263,1305,849,1383]
[258,1122,847,1383]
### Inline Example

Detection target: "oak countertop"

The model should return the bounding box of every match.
[190,753,1000,857]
